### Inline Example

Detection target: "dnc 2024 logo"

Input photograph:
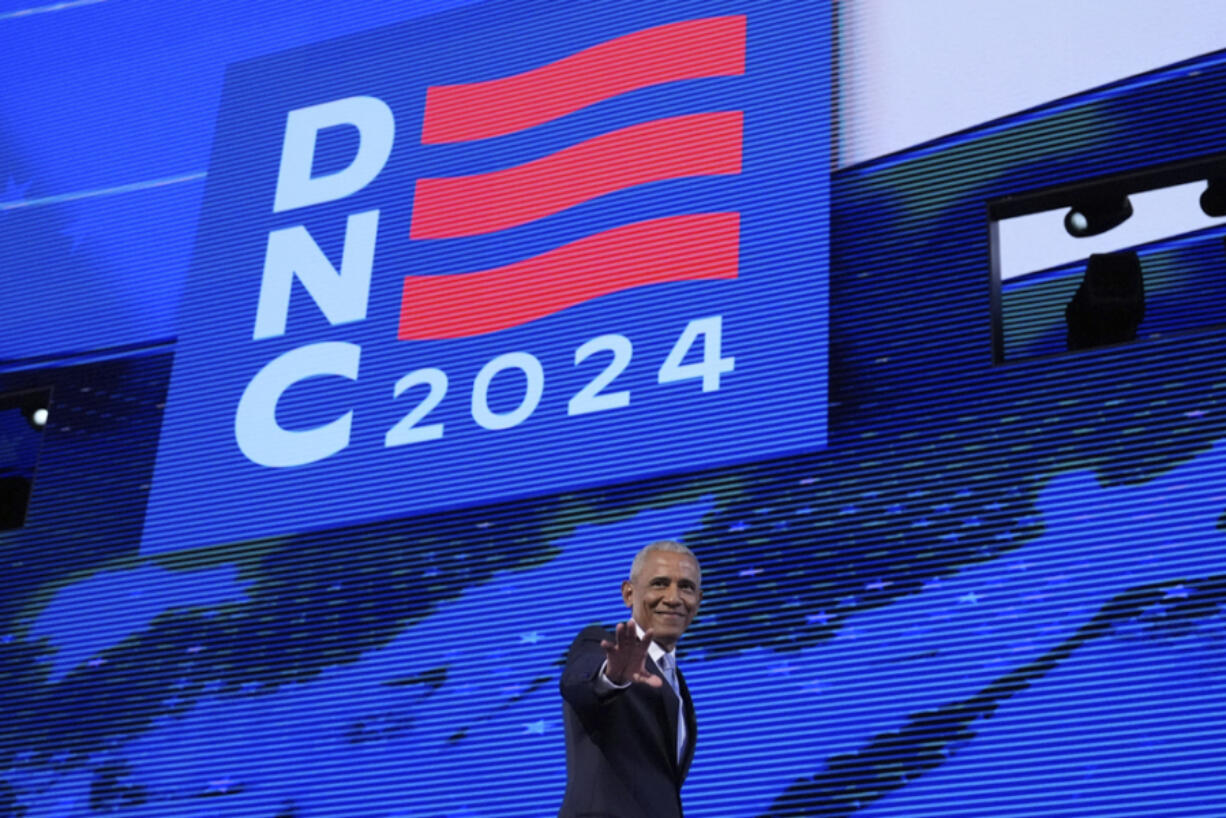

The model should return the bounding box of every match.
[142,1,830,556]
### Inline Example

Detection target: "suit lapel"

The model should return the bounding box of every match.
[647,655,682,774]
[676,665,696,779]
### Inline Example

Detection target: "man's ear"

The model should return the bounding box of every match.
[621,579,634,608]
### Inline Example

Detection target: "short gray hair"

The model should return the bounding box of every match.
[629,540,701,586]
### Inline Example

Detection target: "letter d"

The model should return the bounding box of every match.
[273,96,395,213]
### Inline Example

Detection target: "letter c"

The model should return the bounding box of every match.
[235,342,360,467]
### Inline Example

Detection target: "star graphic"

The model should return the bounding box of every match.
[60,218,93,252]
[524,720,548,735]
[1143,602,1168,618]
[1,176,32,204]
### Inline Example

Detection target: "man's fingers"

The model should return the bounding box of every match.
[627,619,642,643]
[633,671,664,687]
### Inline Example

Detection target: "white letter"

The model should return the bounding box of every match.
[471,352,544,430]
[273,96,394,213]
[235,342,360,467]
[254,209,378,340]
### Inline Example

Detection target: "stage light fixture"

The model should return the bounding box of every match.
[0,389,51,530]
[1199,177,1226,217]
[1065,250,1145,351]
[1063,193,1133,237]
[19,402,49,431]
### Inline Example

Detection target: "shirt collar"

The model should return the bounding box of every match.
[633,620,674,665]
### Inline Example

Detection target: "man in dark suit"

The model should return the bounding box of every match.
[558,540,703,818]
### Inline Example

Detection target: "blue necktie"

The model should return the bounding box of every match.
[657,652,687,763]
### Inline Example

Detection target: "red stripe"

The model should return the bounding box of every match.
[398,212,740,340]
[421,16,746,144]
[411,111,742,240]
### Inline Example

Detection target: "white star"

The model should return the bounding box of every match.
[806,611,829,625]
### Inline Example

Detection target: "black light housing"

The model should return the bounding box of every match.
[0,388,52,530]
[1063,193,1133,237]
[19,401,48,431]
[1200,177,1226,217]
[1065,250,1145,351]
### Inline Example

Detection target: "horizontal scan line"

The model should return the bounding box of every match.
[0,172,206,211]
[0,338,175,374]
[0,0,106,22]
[421,15,745,144]
[411,111,743,240]
[398,212,740,340]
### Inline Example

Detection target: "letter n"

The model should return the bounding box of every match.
[253,209,379,340]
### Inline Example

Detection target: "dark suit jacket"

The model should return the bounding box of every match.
[558,624,697,818]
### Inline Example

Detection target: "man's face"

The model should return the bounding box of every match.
[622,550,702,650]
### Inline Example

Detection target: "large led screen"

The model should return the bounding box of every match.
[141,0,829,556]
